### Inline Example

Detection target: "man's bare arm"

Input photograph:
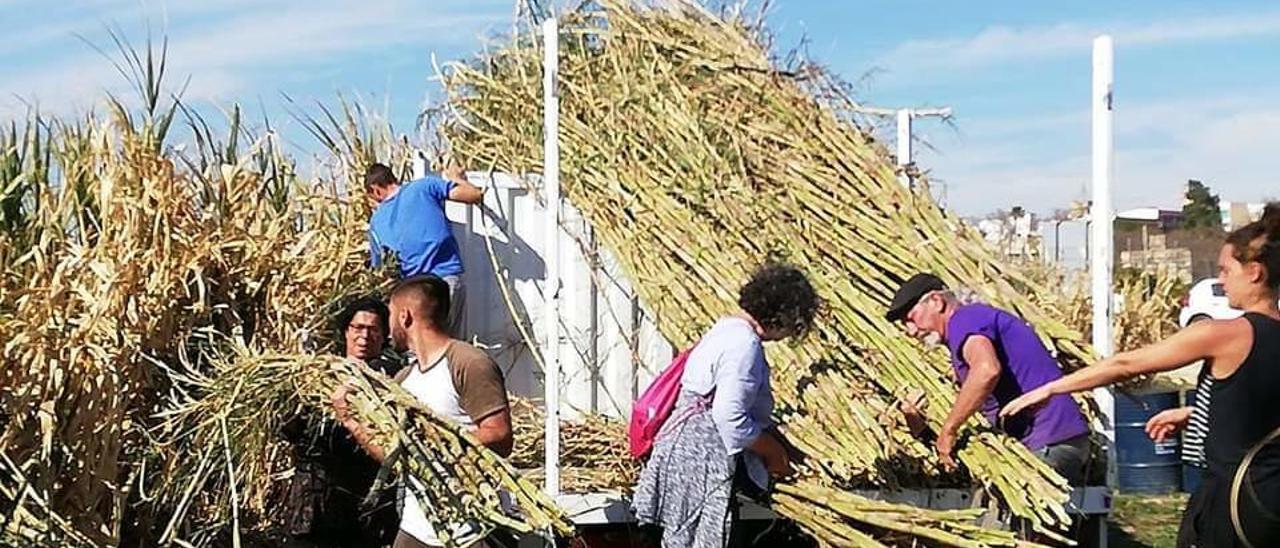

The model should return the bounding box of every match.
[472,408,514,457]
[443,165,484,204]
[943,336,1002,434]
[935,336,1001,469]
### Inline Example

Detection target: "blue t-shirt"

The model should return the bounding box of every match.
[946,303,1090,450]
[368,176,464,278]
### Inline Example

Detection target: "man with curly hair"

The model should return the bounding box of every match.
[633,263,818,548]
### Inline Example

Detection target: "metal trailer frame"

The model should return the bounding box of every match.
[555,488,1114,525]
[526,18,1119,546]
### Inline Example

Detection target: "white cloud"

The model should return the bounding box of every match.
[878,11,1280,76]
[921,92,1280,216]
[161,2,504,70]
[0,0,508,118]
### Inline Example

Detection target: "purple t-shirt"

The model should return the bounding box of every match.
[946,303,1089,450]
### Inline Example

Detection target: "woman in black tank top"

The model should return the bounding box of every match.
[1001,203,1280,548]
[1192,312,1280,547]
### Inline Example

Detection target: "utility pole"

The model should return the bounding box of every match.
[849,105,952,189]
[1090,36,1118,532]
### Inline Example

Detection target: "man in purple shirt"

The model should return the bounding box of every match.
[885,273,1091,484]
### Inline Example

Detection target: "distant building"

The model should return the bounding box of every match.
[1221,201,1267,231]
[974,206,1042,262]
[1114,207,1192,282]
[1039,200,1266,282]
[1043,218,1088,272]
[1116,207,1184,231]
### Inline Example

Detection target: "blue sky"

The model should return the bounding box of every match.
[2,1,1277,216]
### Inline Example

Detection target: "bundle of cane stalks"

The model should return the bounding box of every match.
[153,347,574,546]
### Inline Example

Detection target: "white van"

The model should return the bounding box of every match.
[1178,277,1280,327]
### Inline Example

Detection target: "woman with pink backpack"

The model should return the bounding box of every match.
[631,263,819,548]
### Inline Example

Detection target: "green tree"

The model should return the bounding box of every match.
[1182,179,1222,230]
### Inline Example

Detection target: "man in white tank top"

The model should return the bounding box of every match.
[332,276,513,548]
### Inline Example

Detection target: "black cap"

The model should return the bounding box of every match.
[885,273,947,322]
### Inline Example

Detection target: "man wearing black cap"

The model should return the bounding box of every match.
[885,273,1090,484]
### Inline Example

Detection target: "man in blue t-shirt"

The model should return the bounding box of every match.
[365,162,484,336]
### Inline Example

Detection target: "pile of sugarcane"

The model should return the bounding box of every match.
[441,0,1089,543]
[779,369,945,488]
[509,399,639,492]
[0,47,568,545]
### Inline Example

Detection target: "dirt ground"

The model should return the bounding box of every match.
[1107,494,1188,548]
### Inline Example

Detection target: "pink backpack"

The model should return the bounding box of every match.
[628,347,695,460]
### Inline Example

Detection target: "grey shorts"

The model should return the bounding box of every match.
[440,274,466,338]
[1035,434,1090,486]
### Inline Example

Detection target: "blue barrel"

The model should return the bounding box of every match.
[1116,391,1183,494]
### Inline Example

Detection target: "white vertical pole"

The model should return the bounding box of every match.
[541,17,562,498]
[1090,35,1117,491]
[896,109,913,188]
[1090,36,1114,360]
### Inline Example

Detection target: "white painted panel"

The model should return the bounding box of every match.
[446,172,672,419]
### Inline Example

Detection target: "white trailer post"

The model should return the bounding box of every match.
[1091,34,1117,548]
[412,154,427,180]
[541,16,562,498]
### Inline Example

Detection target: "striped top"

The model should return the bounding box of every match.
[1182,369,1213,467]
